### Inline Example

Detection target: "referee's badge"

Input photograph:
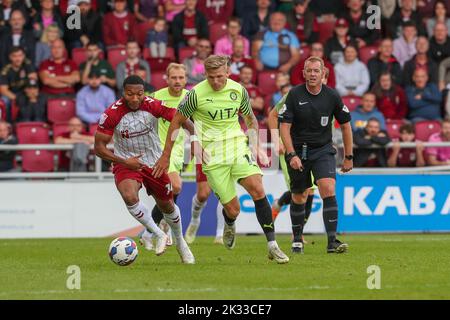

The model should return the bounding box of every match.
[321,116,329,126]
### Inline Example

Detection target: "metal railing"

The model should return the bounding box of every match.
[0,142,450,179]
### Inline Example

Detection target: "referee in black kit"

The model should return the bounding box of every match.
[279,56,354,254]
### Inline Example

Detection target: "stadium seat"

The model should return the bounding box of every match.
[72,47,105,67]
[47,98,76,123]
[151,71,167,90]
[386,120,405,139]
[146,57,173,72]
[257,71,278,96]
[179,47,195,62]
[318,21,335,43]
[134,21,155,47]
[107,47,127,70]
[209,22,228,44]
[414,120,442,141]
[359,45,378,64]
[299,46,311,61]
[52,122,70,139]
[89,123,98,135]
[21,150,54,172]
[0,99,5,120]
[341,95,362,112]
[16,122,50,144]
[143,47,176,60]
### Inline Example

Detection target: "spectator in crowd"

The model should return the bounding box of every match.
[308,0,344,18]
[393,21,418,68]
[197,0,234,24]
[76,71,116,124]
[0,0,28,30]
[354,118,391,167]
[116,40,151,93]
[65,0,102,50]
[239,64,266,123]
[15,79,47,123]
[229,38,256,82]
[54,116,94,172]
[403,36,439,86]
[31,0,65,40]
[234,0,276,20]
[146,17,168,58]
[372,71,409,121]
[0,46,37,120]
[214,17,250,57]
[242,0,273,41]
[163,0,185,22]
[334,44,370,97]
[35,25,60,69]
[388,0,426,39]
[0,120,17,172]
[368,38,403,87]
[183,38,211,88]
[135,65,155,94]
[426,118,450,165]
[102,0,137,49]
[0,9,36,67]
[406,68,442,123]
[350,92,387,132]
[271,72,290,107]
[426,0,450,37]
[39,39,80,97]
[80,42,116,88]
[429,21,450,64]
[439,56,450,90]
[340,0,380,48]
[324,18,356,65]
[134,0,163,22]
[291,42,336,88]
[285,0,319,46]
[172,0,209,53]
[378,0,397,20]
[253,12,300,73]
[417,0,439,18]
[387,123,426,167]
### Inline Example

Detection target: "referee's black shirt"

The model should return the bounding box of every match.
[279,84,351,149]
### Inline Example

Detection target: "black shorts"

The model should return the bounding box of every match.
[287,143,337,193]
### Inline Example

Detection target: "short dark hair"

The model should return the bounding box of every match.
[123,75,145,88]
[402,20,417,29]
[400,123,414,134]
[367,117,381,124]
[9,46,24,55]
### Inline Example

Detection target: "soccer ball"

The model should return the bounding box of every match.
[108,237,138,266]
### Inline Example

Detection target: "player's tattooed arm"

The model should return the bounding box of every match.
[242,112,269,166]
[94,132,144,171]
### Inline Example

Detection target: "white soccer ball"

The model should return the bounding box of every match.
[108,237,138,266]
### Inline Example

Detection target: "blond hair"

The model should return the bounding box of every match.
[204,55,230,71]
[166,63,186,76]
[40,25,61,43]
[304,56,324,72]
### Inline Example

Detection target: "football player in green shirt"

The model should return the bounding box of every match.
[153,55,289,264]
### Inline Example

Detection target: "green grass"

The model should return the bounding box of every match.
[2,234,450,300]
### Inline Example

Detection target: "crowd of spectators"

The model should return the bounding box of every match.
[0,0,450,172]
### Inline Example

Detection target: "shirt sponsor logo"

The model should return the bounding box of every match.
[120,127,151,139]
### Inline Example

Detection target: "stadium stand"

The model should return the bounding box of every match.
[47,99,76,124]
[415,121,442,141]
[16,122,50,144]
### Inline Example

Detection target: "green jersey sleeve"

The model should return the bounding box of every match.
[177,89,198,118]
[239,86,251,116]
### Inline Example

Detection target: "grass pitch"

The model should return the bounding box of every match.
[2,234,450,300]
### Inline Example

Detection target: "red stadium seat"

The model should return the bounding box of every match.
[414,120,442,141]
[209,22,228,44]
[16,122,50,144]
[143,47,176,60]
[318,21,335,43]
[47,98,76,123]
[107,47,127,70]
[386,120,405,139]
[179,47,195,62]
[72,47,104,67]
[299,46,311,61]
[257,71,278,96]
[359,45,378,64]
[0,99,5,120]
[89,123,98,136]
[134,21,155,47]
[151,71,167,90]
[341,95,362,112]
[21,150,54,172]
[146,57,173,72]
[52,122,70,139]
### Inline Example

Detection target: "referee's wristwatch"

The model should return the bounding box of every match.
[285,151,298,163]
[345,155,354,161]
